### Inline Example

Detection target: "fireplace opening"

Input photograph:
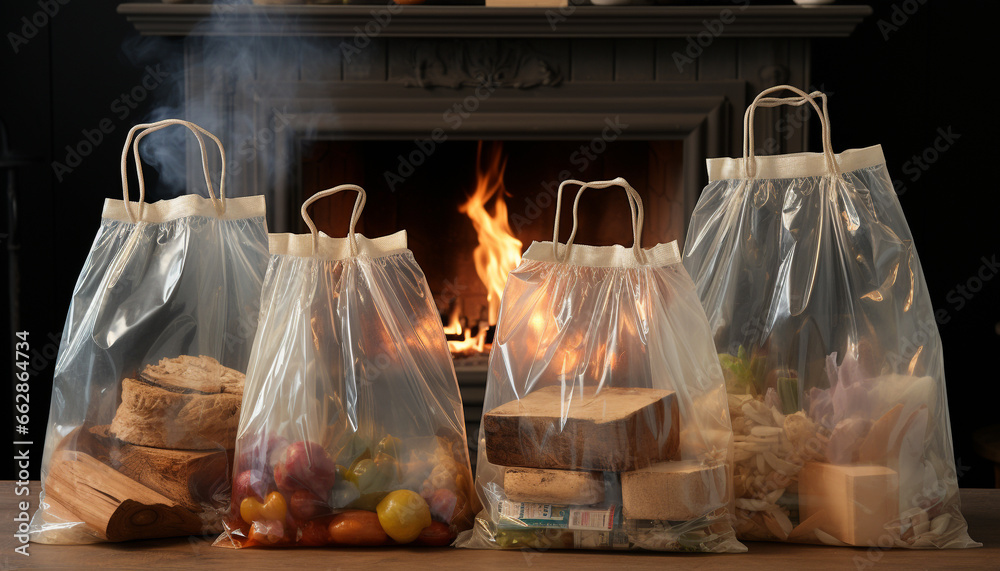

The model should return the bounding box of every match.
[301,138,684,454]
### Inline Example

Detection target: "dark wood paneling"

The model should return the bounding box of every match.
[614,39,655,83]
[343,38,387,82]
[655,38,698,82]
[300,37,344,82]
[570,39,614,82]
[697,37,738,81]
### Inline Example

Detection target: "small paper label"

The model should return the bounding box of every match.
[498,501,571,529]
[568,506,616,531]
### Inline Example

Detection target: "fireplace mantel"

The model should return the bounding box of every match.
[118,4,870,39]
[116,3,870,233]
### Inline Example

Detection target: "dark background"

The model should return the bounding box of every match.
[1,1,998,488]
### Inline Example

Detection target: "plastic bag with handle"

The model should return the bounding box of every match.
[457,178,744,553]
[29,119,269,543]
[683,85,978,548]
[215,184,477,549]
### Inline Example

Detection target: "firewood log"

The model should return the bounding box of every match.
[84,425,228,512]
[44,449,206,541]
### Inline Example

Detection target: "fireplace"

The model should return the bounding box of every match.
[119,2,869,456]
[302,138,684,336]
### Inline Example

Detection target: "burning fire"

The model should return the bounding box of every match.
[447,142,523,354]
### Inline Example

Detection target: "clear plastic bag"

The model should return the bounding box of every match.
[682,86,979,548]
[215,184,476,549]
[29,119,270,543]
[457,178,744,553]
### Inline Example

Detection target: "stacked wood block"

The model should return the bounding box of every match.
[620,460,727,522]
[483,386,679,471]
[43,355,243,541]
[504,467,605,505]
[484,385,729,524]
[798,462,899,546]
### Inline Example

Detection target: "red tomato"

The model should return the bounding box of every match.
[289,489,329,521]
[427,488,458,522]
[415,521,455,547]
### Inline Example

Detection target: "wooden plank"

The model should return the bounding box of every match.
[7,482,998,568]
[118,5,874,39]
[483,386,679,471]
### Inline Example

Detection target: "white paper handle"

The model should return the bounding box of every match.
[119,119,227,223]
[552,177,645,264]
[743,85,838,179]
[301,184,367,256]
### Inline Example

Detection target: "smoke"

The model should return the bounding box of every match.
[121,1,324,203]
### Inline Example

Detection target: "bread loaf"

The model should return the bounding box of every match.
[140,354,244,395]
[483,386,679,471]
[109,355,244,450]
[621,461,726,521]
[504,467,604,505]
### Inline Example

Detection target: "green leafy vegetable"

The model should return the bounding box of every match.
[718,345,767,396]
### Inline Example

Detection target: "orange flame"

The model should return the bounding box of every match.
[460,141,523,326]
[444,305,486,354]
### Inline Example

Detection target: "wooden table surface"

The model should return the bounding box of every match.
[3,483,997,570]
